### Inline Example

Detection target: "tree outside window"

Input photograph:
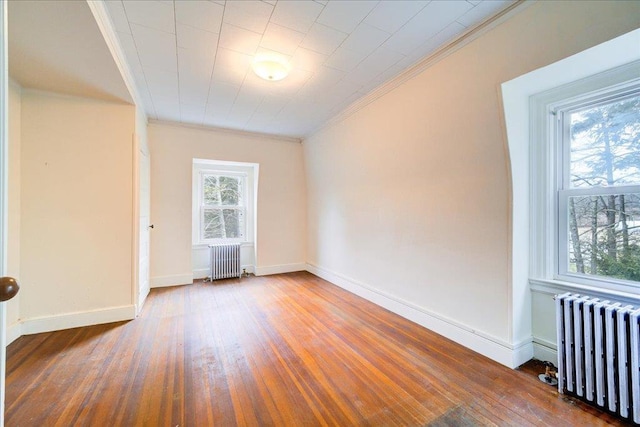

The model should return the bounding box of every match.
[200,174,246,242]
[562,94,640,283]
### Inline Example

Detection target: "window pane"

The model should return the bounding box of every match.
[203,176,220,205]
[202,208,244,240]
[569,95,640,188]
[218,176,242,205]
[203,175,242,206]
[222,209,242,238]
[202,208,224,239]
[567,193,640,282]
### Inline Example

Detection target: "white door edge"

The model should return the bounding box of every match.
[0,1,10,425]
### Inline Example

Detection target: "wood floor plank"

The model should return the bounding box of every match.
[5,272,628,426]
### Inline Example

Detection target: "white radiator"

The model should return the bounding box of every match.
[209,243,241,280]
[556,292,640,423]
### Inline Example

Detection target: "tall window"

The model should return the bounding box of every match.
[198,172,246,243]
[556,91,640,285]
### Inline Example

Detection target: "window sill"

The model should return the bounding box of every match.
[529,277,640,305]
[192,242,254,249]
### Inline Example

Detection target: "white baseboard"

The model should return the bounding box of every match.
[512,339,535,368]
[533,338,558,365]
[255,263,306,276]
[6,322,22,346]
[306,262,530,369]
[193,268,209,280]
[151,273,193,288]
[193,265,255,280]
[21,304,136,336]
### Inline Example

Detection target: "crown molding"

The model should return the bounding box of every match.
[305,0,534,140]
[149,119,303,144]
[86,0,147,119]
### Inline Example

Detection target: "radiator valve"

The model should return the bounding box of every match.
[538,361,558,386]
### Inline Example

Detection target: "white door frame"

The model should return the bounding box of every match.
[0,1,10,425]
[132,132,150,314]
[138,144,150,309]
[132,134,140,314]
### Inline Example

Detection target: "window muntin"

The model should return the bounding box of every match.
[199,173,246,243]
[557,92,640,285]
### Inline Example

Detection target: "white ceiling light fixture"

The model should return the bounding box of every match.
[252,55,290,82]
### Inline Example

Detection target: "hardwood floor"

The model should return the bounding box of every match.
[6,272,625,426]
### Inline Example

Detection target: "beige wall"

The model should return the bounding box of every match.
[20,91,135,320]
[148,123,306,285]
[303,0,640,359]
[7,81,21,329]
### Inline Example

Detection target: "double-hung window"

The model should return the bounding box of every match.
[198,172,246,243]
[555,89,640,286]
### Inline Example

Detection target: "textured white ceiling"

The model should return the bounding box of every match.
[105,0,514,138]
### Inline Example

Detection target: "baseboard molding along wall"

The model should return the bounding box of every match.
[193,268,209,280]
[193,265,255,280]
[255,263,306,276]
[18,304,136,337]
[7,322,22,346]
[154,263,301,285]
[151,273,193,288]
[306,262,533,369]
[533,338,558,366]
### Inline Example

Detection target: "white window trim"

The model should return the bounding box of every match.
[501,28,640,351]
[192,159,258,249]
[530,62,640,295]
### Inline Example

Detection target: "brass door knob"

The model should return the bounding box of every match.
[0,277,19,301]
